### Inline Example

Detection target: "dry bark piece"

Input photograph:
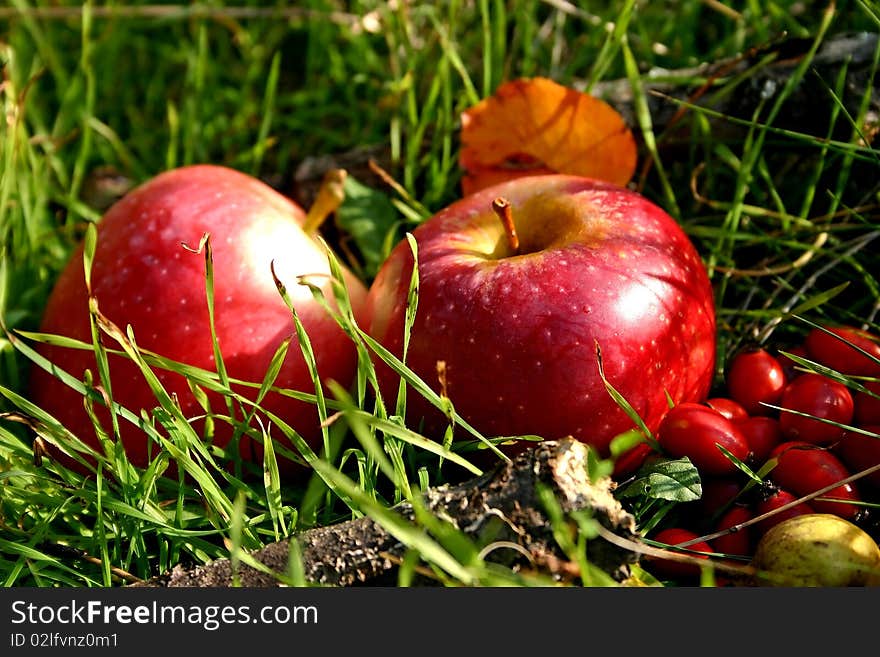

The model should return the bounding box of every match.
[136,438,639,587]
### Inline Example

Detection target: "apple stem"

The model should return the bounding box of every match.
[302,168,348,236]
[492,197,520,255]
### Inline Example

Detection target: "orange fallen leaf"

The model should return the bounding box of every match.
[459,76,637,195]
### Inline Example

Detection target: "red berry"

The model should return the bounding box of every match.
[778,373,854,445]
[712,505,754,557]
[854,380,880,426]
[725,347,787,416]
[837,425,880,489]
[754,487,815,536]
[804,325,880,377]
[698,476,744,517]
[706,397,749,423]
[646,528,714,579]
[768,441,861,520]
[612,442,654,479]
[657,402,750,476]
[738,415,782,465]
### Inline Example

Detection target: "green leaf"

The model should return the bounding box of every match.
[616,457,702,502]
[336,175,401,279]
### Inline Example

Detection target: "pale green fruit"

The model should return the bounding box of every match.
[752,513,880,587]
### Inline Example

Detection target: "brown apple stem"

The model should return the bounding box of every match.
[492,197,520,255]
[302,168,348,236]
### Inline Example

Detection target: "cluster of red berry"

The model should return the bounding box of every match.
[642,324,880,580]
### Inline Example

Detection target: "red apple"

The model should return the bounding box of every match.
[363,174,716,458]
[30,164,367,472]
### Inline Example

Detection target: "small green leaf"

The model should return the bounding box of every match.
[616,457,702,502]
[336,175,401,279]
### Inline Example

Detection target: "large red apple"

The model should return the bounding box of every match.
[364,174,716,459]
[30,164,367,472]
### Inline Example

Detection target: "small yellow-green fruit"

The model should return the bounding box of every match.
[751,513,880,587]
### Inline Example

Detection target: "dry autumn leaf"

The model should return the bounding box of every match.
[459,76,637,195]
